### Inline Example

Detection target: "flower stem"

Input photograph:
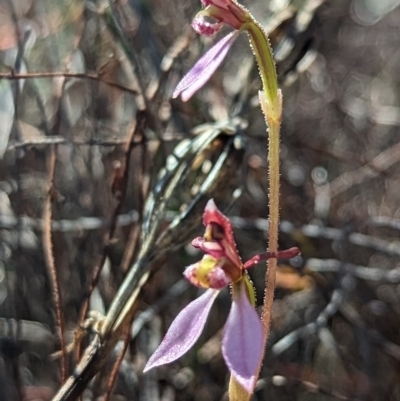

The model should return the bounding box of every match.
[246,22,282,348]
[246,19,283,398]
[259,90,282,341]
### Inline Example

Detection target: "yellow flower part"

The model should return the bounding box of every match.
[184,255,233,289]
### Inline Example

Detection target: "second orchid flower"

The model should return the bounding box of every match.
[144,200,300,391]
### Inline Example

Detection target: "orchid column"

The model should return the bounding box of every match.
[171,1,282,400]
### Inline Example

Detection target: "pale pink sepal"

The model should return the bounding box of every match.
[143,289,219,372]
[201,0,231,9]
[172,31,239,102]
[222,281,263,392]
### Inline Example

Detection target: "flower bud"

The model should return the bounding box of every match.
[192,16,223,36]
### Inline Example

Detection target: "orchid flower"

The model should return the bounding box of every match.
[144,199,300,391]
[173,0,251,101]
[173,0,279,111]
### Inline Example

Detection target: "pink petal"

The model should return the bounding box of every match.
[191,237,226,259]
[143,289,219,372]
[222,281,263,392]
[243,247,301,269]
[172,31,239,101]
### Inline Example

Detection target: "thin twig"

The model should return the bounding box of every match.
[320,141,400,198]
[42,144,67,382]
[0,71,139,95]
[118,140,148,274]
[275,376,351,400]
[7,137,134,149]
[231,217,400,258]
[339,302,400,361]
[146,27,194,101]
[306,258,400,283]
[102,319,133,401]
[369,215,400,231]
[103,3,162,138]
[76,116,143,357]
[272,289,344,356]
[0,211,138,232]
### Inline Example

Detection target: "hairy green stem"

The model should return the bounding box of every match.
[247,10,282,367]
[229,18,282,401]
[259,90,282,341]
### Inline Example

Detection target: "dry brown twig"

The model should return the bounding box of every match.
[102,319,133,401]
[42,144,67,383]
[0,71,139,96]
[75,114,145,361]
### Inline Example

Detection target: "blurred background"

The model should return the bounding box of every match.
[1,0,400,400]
